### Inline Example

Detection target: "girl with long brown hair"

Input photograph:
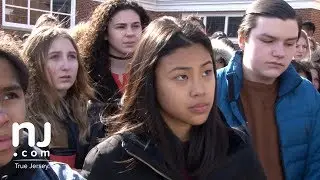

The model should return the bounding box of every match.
[23,27,97,169]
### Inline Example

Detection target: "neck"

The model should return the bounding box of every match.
[109,54,132,60]
[242,64,276,85]
[58,90,67,98]
[161,112,191,142]
[110,57,129,74]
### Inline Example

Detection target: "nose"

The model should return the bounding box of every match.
[61,56,71,71]
[0,110,9,128]
[190,78,206,97]
[126,27,134,36]
[272,42,285,58]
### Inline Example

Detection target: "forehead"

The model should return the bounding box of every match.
[297,37,307,44]
[0,58,19,88]
[49,37,75,52]
[159,43,211,68]
[251,17,299,39]
[110,9,141,24]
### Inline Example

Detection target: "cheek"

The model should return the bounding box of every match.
[136,29,142,38]
[8,99,26,125]
[45,64,56,83]
[109,30,123,41]
[72,61,79,74]
[156,78,183,112]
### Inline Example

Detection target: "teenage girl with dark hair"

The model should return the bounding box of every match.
[81,16,265,180]
[77,0,150,117]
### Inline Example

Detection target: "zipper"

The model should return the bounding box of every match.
[125,150,172,180]
[275,97,286,178]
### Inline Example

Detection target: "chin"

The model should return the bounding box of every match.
[264,70,284,79]
[190,116,209,126]
[57,86,72,92]
[0,149,14,166]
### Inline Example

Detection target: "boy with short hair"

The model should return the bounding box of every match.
[217,0,320,179]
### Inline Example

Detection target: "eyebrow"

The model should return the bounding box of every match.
[169,60,213,73]
[48,51,76,54]
[1,84,22,92]
[259,33,298,41]
[114,22,141,26]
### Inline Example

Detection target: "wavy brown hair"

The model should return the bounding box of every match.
[108,16,229,179]
[22,27,94,144]
[77,0,150,105]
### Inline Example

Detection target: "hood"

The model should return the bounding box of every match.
[311,47,320,63]
[211,39,236,65]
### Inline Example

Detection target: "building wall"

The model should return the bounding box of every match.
[146,11,181,19]
[75,1,182,23]
[76,0,100,23]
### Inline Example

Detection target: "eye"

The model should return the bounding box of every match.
[68,54,77,59]
[285,43,295,47]
[132,24,141,29]
[261,39,273,44]
[3,92,19,101]
[175,75,188,81]
[116,26,125,29]
[203,69,213,77]
[49,54,59,60]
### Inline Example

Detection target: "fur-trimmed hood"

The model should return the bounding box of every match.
[311,47,320,63]
[211,39,236,65]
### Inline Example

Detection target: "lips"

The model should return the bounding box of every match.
[123,41,136,47]
[189,103,210,113]
[266,62,284,67]
[60,75,71,79]
[123,41,136,44]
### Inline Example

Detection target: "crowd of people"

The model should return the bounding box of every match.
[0,0,319,179]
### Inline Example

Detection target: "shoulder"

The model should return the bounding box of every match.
[215,129,266,179]
[216,67,227,80]
[290,78,319,107]
[216,67,228,96]
[83,134,124,164]
[49,162,86,180]
[81,135,127,178]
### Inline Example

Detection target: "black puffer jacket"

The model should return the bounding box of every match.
[81,130,266,180]
[0,133,85,180]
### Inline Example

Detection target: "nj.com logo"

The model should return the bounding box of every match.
[12,122,51,159]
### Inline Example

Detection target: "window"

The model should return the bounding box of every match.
[2,0,75,30]
[205,15,242,37]
[227,17,242,37]
[206,16,225,36]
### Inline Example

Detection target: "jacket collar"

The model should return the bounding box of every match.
[225,50,302,101]
[121,133,173,180]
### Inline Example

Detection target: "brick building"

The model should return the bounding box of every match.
[1,0,320,42]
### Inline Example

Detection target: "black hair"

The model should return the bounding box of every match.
[211,31,227,39]
[78,0,150,116]
[302,21,316,33]
[0,32,28,93]
[109,16,229,179]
